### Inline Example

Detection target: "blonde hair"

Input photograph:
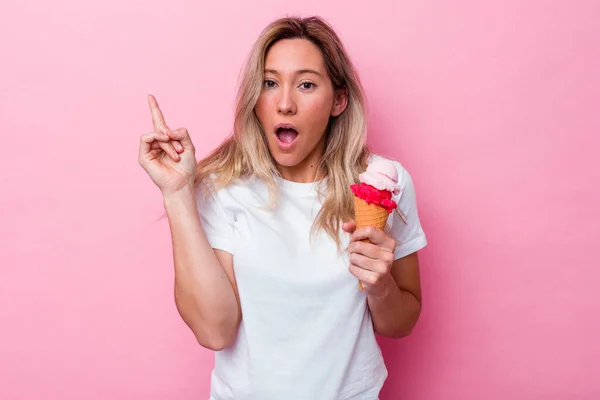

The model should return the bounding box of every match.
[195,16,380,250]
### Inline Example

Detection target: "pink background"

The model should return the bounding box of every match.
[2,0,599,399]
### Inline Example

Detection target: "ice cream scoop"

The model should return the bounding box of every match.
[358,159,401,195]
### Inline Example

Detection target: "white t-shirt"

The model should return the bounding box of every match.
[196,154,427,400]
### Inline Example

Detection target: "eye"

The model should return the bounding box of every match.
[264,79,277,88]
[300,81,316,90]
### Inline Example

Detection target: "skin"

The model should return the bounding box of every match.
[140,96,241,351]
[342,222,423,337]
[255,38,347,183]
[140,38,423,342]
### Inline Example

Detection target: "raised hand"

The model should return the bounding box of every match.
[138,94,197,196]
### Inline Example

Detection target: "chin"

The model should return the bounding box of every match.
[264,142,295,166]
[271,152,303,168]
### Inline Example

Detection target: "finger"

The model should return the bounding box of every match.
[152,127,181,160]
[168,127,195,151]
[157,140,180,161]
[139,132,171,159]
[341,220,356,234]
[148,149,162,158]
[351,226,395,251]
[349,264,378,286]
[348,240,394,263]
[349,253,389,274]
[145,149,163,161]
[150,141,163,150]
[148,94,168,132]
[164,128,184,152]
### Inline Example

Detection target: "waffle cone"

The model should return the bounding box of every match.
[354,196,389,231]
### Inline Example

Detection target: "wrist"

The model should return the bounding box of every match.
[162,185,196,208]
[162,182,195,199]
[368,273,396,300]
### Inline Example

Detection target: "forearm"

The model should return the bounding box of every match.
[367,274,421,338]
[163,187,239,349]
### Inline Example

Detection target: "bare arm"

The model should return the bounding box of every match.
[164,186,241,350]
[139,95,240,350]
[367,252,422,338]
[343,221,423,338]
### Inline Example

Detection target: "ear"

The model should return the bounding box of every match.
[331,86,349,117]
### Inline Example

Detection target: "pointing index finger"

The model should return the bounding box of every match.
[148,94,168,131]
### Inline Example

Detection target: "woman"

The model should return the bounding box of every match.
[138,15,427,400]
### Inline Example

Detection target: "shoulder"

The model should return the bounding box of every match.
[197,173,267,208]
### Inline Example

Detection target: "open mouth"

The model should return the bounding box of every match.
[275,124,299,150]
[276,127,298,143]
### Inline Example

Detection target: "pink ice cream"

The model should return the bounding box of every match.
[358,159,401,195]
[350,159,401,214]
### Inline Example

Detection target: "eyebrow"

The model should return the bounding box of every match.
[264,68,323,77]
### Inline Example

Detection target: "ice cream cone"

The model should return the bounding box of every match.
[354,196,389,291]
[354,196,389,231]
[350,159,400,292]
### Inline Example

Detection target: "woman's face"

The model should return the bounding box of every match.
[255,38,347,181]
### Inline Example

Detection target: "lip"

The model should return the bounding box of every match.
[274,122,299,151]
[274,122,299,132]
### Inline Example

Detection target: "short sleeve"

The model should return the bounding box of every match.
[388,164,428,260]
[195,181,235,254]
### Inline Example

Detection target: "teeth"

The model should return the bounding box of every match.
[277,127,297,133]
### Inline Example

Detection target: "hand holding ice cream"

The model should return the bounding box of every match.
[348,159,401,291]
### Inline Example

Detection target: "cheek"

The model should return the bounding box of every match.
[254,94,273,122]
[301,97,333,131]
[304,95,331,113]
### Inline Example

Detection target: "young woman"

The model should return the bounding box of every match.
[139,15,427,400]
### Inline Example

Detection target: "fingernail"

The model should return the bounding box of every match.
[176,143,183,151]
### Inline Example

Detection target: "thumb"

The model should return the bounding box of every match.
[342,220,356,234]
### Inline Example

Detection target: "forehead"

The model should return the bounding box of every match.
[264,38,327,75]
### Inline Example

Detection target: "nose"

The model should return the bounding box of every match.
[277,86,297,115]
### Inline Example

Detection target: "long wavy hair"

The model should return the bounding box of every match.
[195,16,377,250]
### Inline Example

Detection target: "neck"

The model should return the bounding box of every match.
[277,135,327,183]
